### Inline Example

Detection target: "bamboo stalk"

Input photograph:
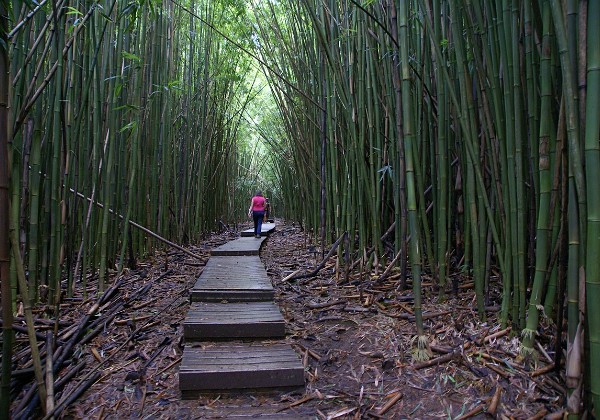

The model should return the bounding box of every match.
[0,2,13,415]
[68,188,204,261]
[584,0,600,410]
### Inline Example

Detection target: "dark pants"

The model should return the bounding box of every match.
[252,211,265,236]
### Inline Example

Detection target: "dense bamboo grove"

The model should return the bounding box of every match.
[251,0,599,414]
[0,0,264,297]
[1,0,600,417]
[0,0,271,415]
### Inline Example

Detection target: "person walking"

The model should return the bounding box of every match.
[248,190,266,238]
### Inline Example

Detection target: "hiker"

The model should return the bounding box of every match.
[248,190,266,238]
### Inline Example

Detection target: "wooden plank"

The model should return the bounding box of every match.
[184,302,285,339]
[183,405,312,419]
[241,223,276,237]
[190,256,274,302]
[179,343,305,393]
[212,237,266,256]
[185,408,311,419]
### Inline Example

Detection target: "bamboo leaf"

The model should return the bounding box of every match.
[119,121,138,133]
[121,51,142,63]
[66,6,83,16]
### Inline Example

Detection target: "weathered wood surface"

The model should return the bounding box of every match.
[211,236,266,256]
[180,221,305,395]
[184,302,285,339]
[179,343,304,395]
[241,222,276,237]
[183,408,311,419]
[190,256,274,302]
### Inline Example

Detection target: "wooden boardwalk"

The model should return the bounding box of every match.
[184,302,285,339]
[180,343,305,396]
[211,237,265,256]
[190,256,274,302]
[240,222,276,237]
[179,222,304,397]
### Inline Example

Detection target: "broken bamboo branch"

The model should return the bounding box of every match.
[69,188,203,261]
[288,232,347,281]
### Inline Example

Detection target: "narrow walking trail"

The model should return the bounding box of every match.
[179,223,305,396]
[45,221,563,419]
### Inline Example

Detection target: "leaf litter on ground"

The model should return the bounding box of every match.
[10,221,565,419]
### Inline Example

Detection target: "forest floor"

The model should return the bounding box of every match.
[11,221,566,419]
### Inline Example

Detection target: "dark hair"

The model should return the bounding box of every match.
[255,190,263,196]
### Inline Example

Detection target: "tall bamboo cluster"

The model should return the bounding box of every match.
[1,0,255,413]
[1,1,13,417]
[252,0,599,412]
[4,0,254,297]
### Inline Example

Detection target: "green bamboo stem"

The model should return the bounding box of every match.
[397,0,426,352]
[521,0,555,356]
[10,217,48,412]
[584,0,600,411]
[0,2,13,414]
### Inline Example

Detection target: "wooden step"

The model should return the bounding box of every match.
[184,302,285,339]
[241,222,276,237]
[190,405,312,419]
[179,343,304,396]
[190,256,274,302]
[212,237,266,256]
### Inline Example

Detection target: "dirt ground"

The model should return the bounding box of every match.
[10,221,565,419]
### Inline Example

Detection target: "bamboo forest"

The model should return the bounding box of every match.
[0,0,599,418]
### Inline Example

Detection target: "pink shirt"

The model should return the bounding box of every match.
[251,196,266,211]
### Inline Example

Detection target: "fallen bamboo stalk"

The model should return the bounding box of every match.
[14,280,122,419]
[456,404,485,419]
[142,337,171,369]
[376,391,403,416]
[131,297,160,310]
[376,249,403,281]
[473,351,520,371]
[288,232,347,281]
[398,303,414,315]
[43,371,102,419]
[430,345,453,354]
[0,320,47,341]
[69,188,203,261]
[114,314,153,326]
[294,344,322,361]
[39,282,188,420]
[13,360,86,420]
[16,274,153,418]
[153,357,181,378]
[277,392,318,412]
[486,383,501,415]
[531,363,555,377]
[413,352,458,370]
[307,299,347,309]
[480,360,510,378]
[483,327,511,343]
[281,269,302,282]
[536,341,553,363]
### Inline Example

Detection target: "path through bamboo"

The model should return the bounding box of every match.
[179,223,305,397]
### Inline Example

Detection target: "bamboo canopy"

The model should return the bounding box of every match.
[0,0,599,416]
